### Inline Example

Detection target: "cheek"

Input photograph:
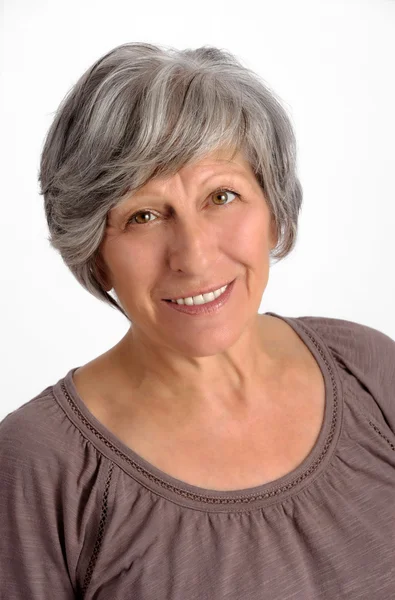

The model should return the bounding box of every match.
[227,210,270,258]
[105,238,161,287]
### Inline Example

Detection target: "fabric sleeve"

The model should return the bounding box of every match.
[298,315,395,435]
[0,402,78,599]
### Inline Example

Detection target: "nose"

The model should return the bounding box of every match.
[166,215,218,274]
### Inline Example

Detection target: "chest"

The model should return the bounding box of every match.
[102,368,326,492]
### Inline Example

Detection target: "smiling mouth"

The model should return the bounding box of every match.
[163,280,233,303]
[162,285,232,309]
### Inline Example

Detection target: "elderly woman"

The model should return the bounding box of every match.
[1,43,394,600]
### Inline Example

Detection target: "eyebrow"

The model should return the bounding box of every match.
[110,170,248,219]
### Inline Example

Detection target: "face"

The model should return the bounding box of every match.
[98,147,277,357]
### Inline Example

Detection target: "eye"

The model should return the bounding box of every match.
[127,210,157,226]
[126,187,240,227]
[211,187,240,206]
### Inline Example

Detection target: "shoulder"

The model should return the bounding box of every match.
[295,314,395,369]
[0,382,112,594]
[0,386,59,460]
[294,314,395,432]
[0,379,115,587]
[0,380,111,497]
[0,389,69,509]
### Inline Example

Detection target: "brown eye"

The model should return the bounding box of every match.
[127,211,157,226]
[126,188,240,228]
[212,189,239,205]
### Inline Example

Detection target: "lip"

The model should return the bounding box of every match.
[161,278,236,316]
[162,279,234,301]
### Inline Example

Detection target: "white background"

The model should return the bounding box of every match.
[1,0,394,419]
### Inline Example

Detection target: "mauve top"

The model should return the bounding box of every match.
[1,312,395,600]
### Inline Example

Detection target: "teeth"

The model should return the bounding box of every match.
[171,284,228,305]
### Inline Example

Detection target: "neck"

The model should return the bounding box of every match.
[109,314,288,426]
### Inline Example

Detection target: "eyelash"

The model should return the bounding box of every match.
[126,187,241,227]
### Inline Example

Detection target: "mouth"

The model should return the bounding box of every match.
[162,278,236,314]
[163,279,234,303]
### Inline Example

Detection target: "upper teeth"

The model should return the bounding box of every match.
[170,284,228,305]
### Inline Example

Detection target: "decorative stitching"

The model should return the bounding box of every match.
[344,384,395,452]
[59,319,338,505]
[81,461,114,597]
[367,420,395,452]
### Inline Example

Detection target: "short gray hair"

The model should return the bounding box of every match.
[39,42,303,322]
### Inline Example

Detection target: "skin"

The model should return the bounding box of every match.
[93,146,286,431]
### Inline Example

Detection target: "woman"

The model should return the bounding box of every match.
[1,42,394,599]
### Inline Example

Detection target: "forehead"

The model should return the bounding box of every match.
[165,147,253,179]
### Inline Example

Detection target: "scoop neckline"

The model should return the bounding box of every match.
[53,312,344,513]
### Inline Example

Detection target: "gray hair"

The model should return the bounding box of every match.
[38,42,303,322]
